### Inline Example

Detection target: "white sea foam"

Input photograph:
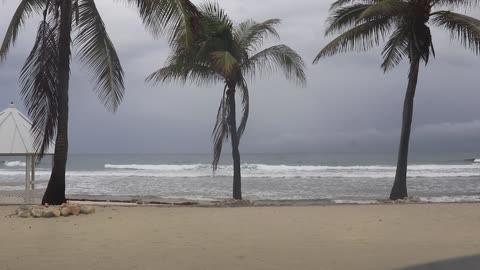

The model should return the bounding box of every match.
[3,161,26,167]
[99,163,480,179]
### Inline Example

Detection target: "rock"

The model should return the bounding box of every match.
[69,205,81,216]
[30,207,44,218]
[42,208,57,218]
[15,206,30,215]
[80,205,95,214]
[60,207,71,217]
[17,210,31,218]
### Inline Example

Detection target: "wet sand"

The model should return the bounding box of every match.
[1,203,479,270]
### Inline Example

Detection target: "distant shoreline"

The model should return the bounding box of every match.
[63,194,480,207]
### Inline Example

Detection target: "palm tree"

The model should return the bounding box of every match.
[314,0,480,200]
[0,0,199,205]
[147,2,306,200]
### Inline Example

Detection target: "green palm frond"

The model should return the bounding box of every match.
[123,0,200,45]
[210,51,238,76]
[243,45,306,84]
[325,4,372,35]
[314,17,392,62]
[330,0,379,10]
[0,0,46,61]
[200,1,232,27]
[19,18,58,157]
[234,19,280,52]
[358,0,409,20]
[431,11,480,54]
[212,85,229,172]
[433,0,480,9]
[75,0,125,112]
[236,78,249,139]
[381,26,409,71]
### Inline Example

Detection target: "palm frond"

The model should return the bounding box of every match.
[122,0,201,45]
[75,0,125,112]
[234,19,280,52]
[330,0,379,10]
[431,11,480,55]
[200,1,232,27]
[0,0,46,61]
[146,61,221,86]
[358,0,409,20]
[314,17,392,62]
[210,51,238,76]
[433,0,480,9]
[381,26,409,71]
[325,4,372,35]
[212,85,229,172]
[242,45,306,84]
[19,19,58,158]
[236,78,249,139]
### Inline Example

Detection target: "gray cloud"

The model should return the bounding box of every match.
[1,0,480,155]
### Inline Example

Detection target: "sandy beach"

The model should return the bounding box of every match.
[0,203,479,270]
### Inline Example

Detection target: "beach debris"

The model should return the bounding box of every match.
[14,203,95,218]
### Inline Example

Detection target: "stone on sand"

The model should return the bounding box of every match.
[60,207,71,216]
[17,210,31,218]
[69,205,81,216]
[80,205,95,214]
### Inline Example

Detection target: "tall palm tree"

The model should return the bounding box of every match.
[148,2,306,200]
[314,0,480,200]
[0,0,199,205]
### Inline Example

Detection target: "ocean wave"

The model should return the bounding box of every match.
[98,163,480,179]
[3,161,26,167]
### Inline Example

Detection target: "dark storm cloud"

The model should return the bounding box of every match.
[1,0,480,155]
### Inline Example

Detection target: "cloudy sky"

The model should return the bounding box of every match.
[1,0,480,155]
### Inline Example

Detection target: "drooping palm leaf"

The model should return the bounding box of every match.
[325,4,372,35]
[212,85,229,171]
[243,44,306,84]
[122,0,201,46]
[75,0,125,112]
[236,78,249,139]
[381,26,409,71]
[19,18,59,157]
[431,11,480,54]
[0,0,46,61]
[358,0,408,20]
[314,17,392,62]
[234,19,280,52]
[433,0,480,9]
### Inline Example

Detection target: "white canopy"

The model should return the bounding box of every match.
[0,102,54,156]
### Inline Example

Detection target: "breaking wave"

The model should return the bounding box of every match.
[3,161,26,167]
[102,163,480,179]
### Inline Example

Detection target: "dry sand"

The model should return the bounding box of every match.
[1,203,479,270]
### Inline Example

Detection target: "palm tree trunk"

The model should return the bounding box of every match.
[227,87,242,200]
[390,55,420,200]
[42,0,73,205]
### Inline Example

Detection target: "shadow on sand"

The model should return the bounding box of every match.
[399,254,480,270]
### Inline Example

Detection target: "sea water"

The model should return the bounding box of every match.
[1,152,479,203]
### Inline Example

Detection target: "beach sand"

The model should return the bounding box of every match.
[1,203,479,270]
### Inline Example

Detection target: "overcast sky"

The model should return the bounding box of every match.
[1,0,480,155]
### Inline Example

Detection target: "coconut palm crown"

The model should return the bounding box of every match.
[148,2,306,200]
[314,0,480,200]
[0,0,199,204]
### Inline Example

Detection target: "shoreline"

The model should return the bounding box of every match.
[56,194,480,207]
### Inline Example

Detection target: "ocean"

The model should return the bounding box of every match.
[1,152,480,203]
